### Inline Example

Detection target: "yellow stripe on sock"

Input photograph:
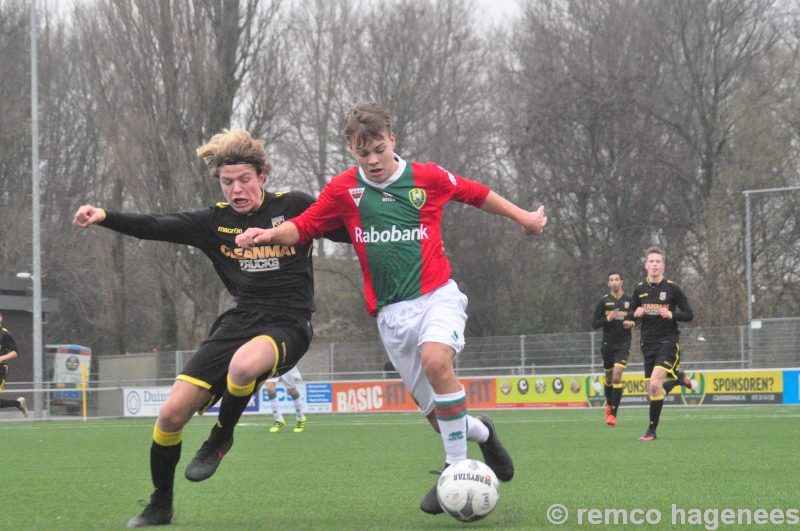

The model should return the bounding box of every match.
[227,375,255,397]
[613,384,623,389]
[650,395,665,401]
[153,425,183,446]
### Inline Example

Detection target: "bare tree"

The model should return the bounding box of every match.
[72,0,288,352]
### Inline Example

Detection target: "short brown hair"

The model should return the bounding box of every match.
[196,128,273,179]
[343,101,393,150]
[645,247,664,260]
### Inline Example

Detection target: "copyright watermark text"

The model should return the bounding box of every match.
[546,504,800,529]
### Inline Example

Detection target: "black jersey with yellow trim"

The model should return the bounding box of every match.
[591,293,633,346]
[628,278,692,342]
[0,326,19,356]
[99,190,349,314]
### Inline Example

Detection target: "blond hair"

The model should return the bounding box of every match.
[645,246,664,261]
[343,102,393,150]
[196,128,273,179]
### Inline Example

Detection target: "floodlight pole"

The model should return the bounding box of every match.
[30,0,43,418]
[742,186,800,369]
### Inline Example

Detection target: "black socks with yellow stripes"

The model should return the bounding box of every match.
[648,395,664,430]
[151,426,182,499]
[210,376,255,442]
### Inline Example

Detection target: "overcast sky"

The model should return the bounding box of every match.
[473,0,521,27]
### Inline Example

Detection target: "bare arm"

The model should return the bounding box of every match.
[479,191,547,236]
[236,221,300,249]
[0,351,17,363]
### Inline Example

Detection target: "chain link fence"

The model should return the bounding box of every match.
[2,319,798,419]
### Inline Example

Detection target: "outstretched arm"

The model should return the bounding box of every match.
[236,221,300,249]
[479,192,547,236]
[73,205,106,228]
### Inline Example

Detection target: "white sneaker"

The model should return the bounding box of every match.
[18,397,28,417]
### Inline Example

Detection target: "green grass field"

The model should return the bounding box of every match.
[4,406,799,530]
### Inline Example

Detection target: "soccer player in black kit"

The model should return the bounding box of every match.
[0,312,27,416]
[73,128,348,527]
[629,247,693,441]
[592,272,635,426]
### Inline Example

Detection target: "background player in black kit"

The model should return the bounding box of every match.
[592,272,635,426]
[629,247,693,441]
[0,312,27,416]
[73,128,348,527]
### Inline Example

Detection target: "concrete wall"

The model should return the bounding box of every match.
[97,353,160,417]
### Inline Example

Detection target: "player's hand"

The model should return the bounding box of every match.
[659,308,672,319]
[522,205,547,236]
[608,309,620,320]
[634,307,646,318]
[622,320,633,329]
[236,228,271,249]
[73,205,105,228]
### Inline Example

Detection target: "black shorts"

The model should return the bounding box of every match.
[0,363,7,392]
[641,340,680,379]
[178,305,312,413]
[601,343,629,371]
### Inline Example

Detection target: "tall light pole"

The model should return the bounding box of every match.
[30,0,43,418]
[743,185,800,368]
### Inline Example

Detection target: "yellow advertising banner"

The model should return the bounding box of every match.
[585,370,783,407]
[700,370,783,406]
[496,376,588,407]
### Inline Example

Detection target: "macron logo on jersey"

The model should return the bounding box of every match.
[354,224,429,243]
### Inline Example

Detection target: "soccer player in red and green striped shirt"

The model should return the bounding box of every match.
[237,102,547,515]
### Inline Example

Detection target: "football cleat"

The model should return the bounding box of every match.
[18,397,27,417]
[125,493,174,528]
[269,419,286,433]
[606,413,617,426]
[638,429,657,441]
[605,404,612,416]
[420,473,444,515]
[294,417,307,433]
[184,436,233,482]
[477,414,514,482]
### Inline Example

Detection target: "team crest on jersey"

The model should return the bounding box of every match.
[660,292,667,301]
[271,216,285,227]
[349,187,365,206]
[624,301,630,308]
[409,188,426,209]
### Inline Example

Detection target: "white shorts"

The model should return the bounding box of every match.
[376,279,468,415]
[266,366,302,388]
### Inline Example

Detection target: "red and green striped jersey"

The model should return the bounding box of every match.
[292,157,490,317]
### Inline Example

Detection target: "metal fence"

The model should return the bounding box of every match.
[2,318,798,419]
[100,317,800,381]
[294,318,800,381]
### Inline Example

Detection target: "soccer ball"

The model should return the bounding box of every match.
[437,459,500,522]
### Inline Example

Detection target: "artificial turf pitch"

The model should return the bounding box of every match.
[3,406,798,530]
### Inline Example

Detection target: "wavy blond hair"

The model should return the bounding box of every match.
[196,128,273,179]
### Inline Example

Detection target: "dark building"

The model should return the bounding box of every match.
[0,275,60,383]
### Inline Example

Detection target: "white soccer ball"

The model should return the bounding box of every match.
[437,459,500,522]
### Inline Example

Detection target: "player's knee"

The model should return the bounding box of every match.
[421,354,451,381]
[158,403,190,431]
[228,357,259,383]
